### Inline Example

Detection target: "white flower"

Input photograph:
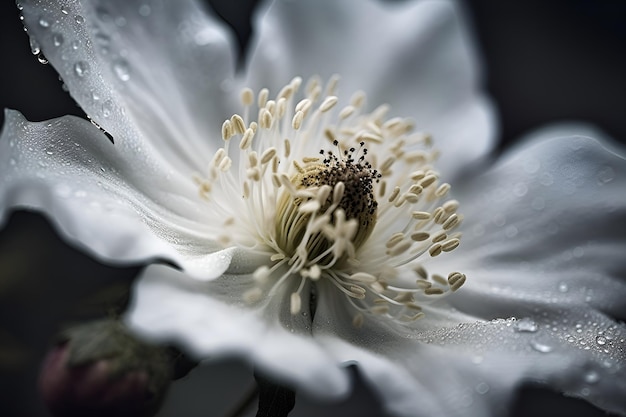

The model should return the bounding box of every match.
[1,1,625,417]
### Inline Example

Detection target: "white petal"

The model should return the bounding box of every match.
[125,264,351,398]
[0,110,232,278]
[246,0,496,178]
[447,124,626,318]
[312,282,626,416]
[20,0,238,173]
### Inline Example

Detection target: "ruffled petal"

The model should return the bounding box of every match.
[125,264,351,398]
[0,110,238,278]
[246,0,496,179]
[19,0,238,173]
[418,125,626,414]
[312,280,625,417]
[446,124,626,318]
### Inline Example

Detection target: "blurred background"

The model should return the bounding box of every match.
[0,0,624,416]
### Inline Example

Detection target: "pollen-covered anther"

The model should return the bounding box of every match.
[193,75,467,324]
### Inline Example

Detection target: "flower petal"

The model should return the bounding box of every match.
[19,0,238,173]
[246,0,496,178]
[125,264,351,398]
[0,110,236,278]
[446,124,626,318]
[312,281,626,417]
[418,124,626,414]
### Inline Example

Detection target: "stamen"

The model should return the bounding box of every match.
[194,76,466,325]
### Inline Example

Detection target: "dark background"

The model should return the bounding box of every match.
[0,0,624,416]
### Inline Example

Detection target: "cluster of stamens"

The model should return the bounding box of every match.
[193,75,466,327]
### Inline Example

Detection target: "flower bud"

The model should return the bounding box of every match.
[39,320,171,417]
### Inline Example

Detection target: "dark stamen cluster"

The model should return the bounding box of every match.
[301,141,381,230]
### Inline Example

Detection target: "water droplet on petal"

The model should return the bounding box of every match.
[61,8,69,15]
[112,60,131,81]
[597,166,614,185]
[514,318,538,333]
[29,36,41,55]
[596,335,607,346]
[138,4,151,16]
[584,371,600,384]
[558,282,568,293]
[531,197,545,211]
[56,184,71,197]
[475,382,489,395]
[71,40,80,50]
[513,182,528,197]
[38,17,50,28]
[102,100,113,117]
[115,16,127,27]
[52,33,64,47]
[529,340,553,353]
[75,15,84,24]
[36,53,49,64]
[74,61,89,77]
[523,158,540,174]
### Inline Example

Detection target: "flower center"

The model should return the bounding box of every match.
[195,76,466,326]
[274,141,379,267]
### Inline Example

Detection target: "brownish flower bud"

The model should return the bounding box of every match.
[39,320,171,417]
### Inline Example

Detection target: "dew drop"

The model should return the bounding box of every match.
[523,158,540,174]
[597,166,614,185]
[529,340,553,353]
[475,382,489,395]
[29,36,41,55]
[531,197,545,211]
[113,60,131,81]
[36,53,49,65]
[558,282,568,293]
[52,33,64,47]
[584,371,600,384]
[74,61,89,77]
[513,182,528,197]
[102,100,114,118]
[56,184,71,198]
[61,8,69,15]
[138,4,152,16]
[75,15,85,24]
[514,318,538,333]
[596,335,607,346]
[493,213,506,227]
[38,17,50,28]
[471,355,483,365]
[71,40,80,50]
[115,16,127,27]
